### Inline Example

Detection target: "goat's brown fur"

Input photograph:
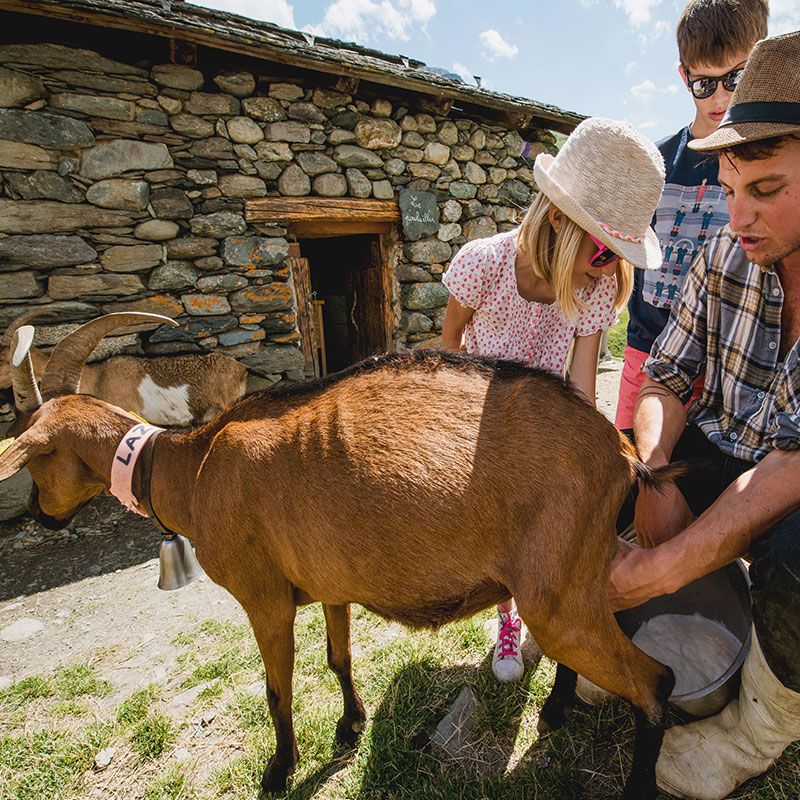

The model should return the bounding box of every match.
[2,348,675,799]
[0,330,246,425]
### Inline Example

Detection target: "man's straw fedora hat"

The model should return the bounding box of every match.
[690,30,800,152]
[533,117,665,270]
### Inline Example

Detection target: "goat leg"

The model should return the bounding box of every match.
[621,677,672,800]
[323,603,367,748]
[537,662,577,735]
[517,594,673,800]
[240,596,299,795]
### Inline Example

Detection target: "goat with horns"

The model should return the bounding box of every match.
[0,307,246,426]
[1,312,682,799]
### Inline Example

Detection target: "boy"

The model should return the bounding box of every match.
[614,0,769,435]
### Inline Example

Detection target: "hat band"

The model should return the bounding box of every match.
[721,101,800,127]
[599,222,643,243]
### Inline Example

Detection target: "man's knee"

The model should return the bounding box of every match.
[750,508,800,691]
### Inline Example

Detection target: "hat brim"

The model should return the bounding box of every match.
[533,155,662,270]
[688,121,800,152]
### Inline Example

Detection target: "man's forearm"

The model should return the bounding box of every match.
[612,448,800,608]
[632,377,687,466]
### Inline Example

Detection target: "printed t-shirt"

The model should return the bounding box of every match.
[627,125,731,354]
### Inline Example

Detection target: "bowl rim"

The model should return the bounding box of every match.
[631,559,753,702]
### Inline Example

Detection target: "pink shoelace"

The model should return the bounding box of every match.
[497,613,522,658]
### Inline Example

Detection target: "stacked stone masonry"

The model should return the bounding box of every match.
[0,42,557,392]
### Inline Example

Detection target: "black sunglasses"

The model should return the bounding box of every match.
[685,65,745,99]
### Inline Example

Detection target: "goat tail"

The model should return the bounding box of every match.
[632,460,692,490]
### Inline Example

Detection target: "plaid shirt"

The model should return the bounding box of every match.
[644,227,800,463]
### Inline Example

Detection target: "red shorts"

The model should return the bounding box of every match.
[615,345,703,431]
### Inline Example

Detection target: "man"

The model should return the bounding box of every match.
[610,31,800,800]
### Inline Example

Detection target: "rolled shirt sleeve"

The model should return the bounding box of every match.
[769,412,800,451]
[767,367,800,451]
[644,249,709,403]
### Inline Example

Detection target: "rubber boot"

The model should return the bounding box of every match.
[657,626,800,799]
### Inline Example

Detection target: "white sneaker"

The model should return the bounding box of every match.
[492,610,525,683]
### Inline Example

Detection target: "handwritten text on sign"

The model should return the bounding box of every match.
[399,189,439,241]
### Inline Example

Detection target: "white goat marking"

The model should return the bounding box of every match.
[137,376,192,426]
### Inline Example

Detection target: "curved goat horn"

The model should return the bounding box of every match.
[1,307,59,346]
[40,312,179,399]
[11,325,43,413]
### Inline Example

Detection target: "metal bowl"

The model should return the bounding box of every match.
[616,560,752,718]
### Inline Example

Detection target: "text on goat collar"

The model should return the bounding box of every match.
[110,422,164,516]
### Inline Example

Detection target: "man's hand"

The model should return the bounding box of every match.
[609,538,684,611]
[634,483,694,548]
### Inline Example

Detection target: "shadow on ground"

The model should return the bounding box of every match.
[0,495,161,601]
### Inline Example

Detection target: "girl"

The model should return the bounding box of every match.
[441,117,665,683]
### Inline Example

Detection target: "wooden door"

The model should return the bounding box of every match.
[344,240,389,363]
[288,256,320,378]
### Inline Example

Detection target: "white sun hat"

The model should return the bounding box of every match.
[533,117,665,270]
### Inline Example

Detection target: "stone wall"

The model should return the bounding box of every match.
[0,41,557,394]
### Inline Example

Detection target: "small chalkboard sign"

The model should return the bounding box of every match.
[399,189,439,241]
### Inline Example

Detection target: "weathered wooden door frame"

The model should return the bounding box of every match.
[247,199,399,379]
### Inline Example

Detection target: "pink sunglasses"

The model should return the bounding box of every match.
[588,234,621,269]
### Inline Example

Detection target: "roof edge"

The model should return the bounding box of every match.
[1,0,585,132]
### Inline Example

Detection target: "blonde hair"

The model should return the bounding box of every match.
[516,192,633,321]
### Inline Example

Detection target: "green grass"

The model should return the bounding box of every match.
[51,665,112,701]
[0,664,111,709]
[0,724,113,800]
[145,765,191,800]
[1,608,797,799]
[0,676,52,705]
[607,307,629,359]
[116,685,161,727]
[131,712,178,761]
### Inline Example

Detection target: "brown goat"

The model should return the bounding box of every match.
[0,310,246,425]
[1,313,677,799]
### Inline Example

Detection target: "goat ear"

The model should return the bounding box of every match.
[0,431,47,482]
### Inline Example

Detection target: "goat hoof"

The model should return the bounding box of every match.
[537,699,570,735]
[621,776,656,800]
[260,755,295,796]
[335,715,365,748]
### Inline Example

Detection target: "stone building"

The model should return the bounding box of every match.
[0,0,582,396]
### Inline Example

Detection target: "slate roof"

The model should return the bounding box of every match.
[2,0,584,132]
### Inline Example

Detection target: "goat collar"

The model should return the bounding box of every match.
[110,422,165,518]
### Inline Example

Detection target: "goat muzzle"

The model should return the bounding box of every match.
[158,533,203,590]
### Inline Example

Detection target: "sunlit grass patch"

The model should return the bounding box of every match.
[607,308,629,359]
[50,699,90,719]
[0,676,52,705]
[0,664,111,709]
[116,684,162,727]
[197,680,226,705]
[144,764,192,800]
[2,602,798,800]
[52,664,111,701]
[0,723,113,800]
[131,711,178,761]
